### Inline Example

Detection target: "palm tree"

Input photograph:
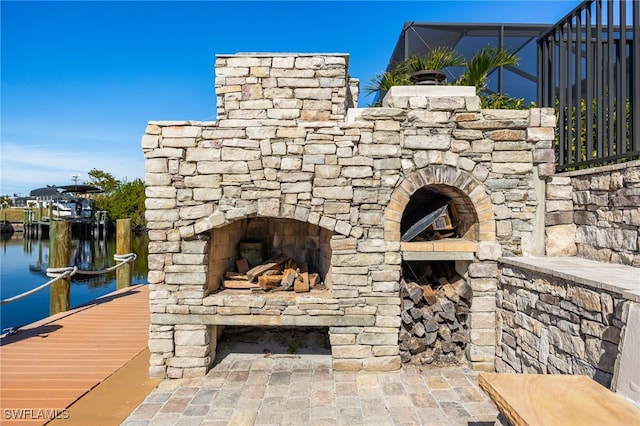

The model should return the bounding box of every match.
[456,46,520,92]
[403,48,467,86]
[366,45,520,105]
[366,47,466,102]
[365,71,410,95]
[400,47,466,74]
[364,70,411,105]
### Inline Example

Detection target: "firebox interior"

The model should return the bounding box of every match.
[207,218,334,294]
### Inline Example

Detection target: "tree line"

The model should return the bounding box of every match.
[85,169,146,231]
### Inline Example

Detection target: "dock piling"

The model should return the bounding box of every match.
[49,220,71,315]
[116,219,132,289]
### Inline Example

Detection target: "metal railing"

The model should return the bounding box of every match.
[538,0,640,171]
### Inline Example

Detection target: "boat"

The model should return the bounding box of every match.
[30,185,103,223]
[44,198,93,220]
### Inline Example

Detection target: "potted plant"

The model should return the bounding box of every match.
[364,47,464,104]
[401,47,466,85]
[456,46,520,92]
[365,45,521,106]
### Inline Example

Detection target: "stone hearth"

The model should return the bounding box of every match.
[143,53,555,378]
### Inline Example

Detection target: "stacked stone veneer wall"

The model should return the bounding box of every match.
[142,53,556,379]
[497,259,638,388]
[545,160,640,265]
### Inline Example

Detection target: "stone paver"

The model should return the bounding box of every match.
[123,354,499,425]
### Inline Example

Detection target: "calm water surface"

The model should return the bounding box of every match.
[0,232,149,331]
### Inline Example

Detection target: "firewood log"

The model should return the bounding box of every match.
[422,284,438,306]
[246,253,290,282]
[294,274,310,293]
[281,268,298,290]
[225,271,248,280]
[236,258,250,274]
[224,280,259,289]
[308,273,320,288]
[451,276,472,301]
[258,274,283,290]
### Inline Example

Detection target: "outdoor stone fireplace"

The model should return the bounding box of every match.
[143,53,556,378]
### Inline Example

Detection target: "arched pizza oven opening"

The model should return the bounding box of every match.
[400,185,478,242]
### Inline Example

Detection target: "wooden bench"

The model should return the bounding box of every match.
[479,372,640,426]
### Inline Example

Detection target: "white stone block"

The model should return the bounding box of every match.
[162,126,201,138]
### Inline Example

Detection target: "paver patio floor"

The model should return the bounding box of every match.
[123,328,500,426]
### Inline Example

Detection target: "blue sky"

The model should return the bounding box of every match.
[1,0,580,197]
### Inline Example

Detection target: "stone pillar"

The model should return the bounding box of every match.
[545,176,577,256]
[168,325,212,379]
[467,261,499,371]
[328,236,402,372]
[148,324,174,378]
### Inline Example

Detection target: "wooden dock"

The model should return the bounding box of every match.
[23,219,109,239]
[0,285,152,424]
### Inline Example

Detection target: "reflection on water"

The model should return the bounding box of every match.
[0,232,149,331]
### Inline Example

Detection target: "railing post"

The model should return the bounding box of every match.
[49,220,71,315]
[116,218,132,290]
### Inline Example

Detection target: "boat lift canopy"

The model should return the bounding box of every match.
[30,185,104,197]
[57,184,103,194]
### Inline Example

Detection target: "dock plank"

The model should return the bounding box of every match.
[0,285,150,425]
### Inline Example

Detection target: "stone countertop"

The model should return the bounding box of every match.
[499,256,640,303]
[479,372,640,426]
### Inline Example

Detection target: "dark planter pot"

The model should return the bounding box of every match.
[409,70,447,85]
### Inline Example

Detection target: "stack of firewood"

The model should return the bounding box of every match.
[399,262,473,365]
[223,253,320,292]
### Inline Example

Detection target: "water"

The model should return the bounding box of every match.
[0,232,149,332]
